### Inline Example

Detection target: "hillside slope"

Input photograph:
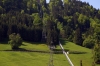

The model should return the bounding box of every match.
[56,39,97,66]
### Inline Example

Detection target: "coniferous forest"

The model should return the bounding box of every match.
[0,0,100,64]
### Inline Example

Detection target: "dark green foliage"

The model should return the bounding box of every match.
[93,26,100,64]
[0,0,99,50]
[64,25,73,41]
[8,33,22,50]
[52,25,59,46]
[83,36,95,49]
[0,25,4,41]
[73,28,83,45]
[4,0,24,12]
[47,18,59,47]
[33,29,42,42]
[93,44,100,64]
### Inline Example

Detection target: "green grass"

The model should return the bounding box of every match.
[21,42,50,51]
[0,41,100,66]
[0,42,69,66]
[56,39,100,66]
[0,52,49,66]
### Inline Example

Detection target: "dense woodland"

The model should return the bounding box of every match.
[0,0,100,64]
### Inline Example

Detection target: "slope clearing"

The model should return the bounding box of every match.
[0,41,99,66]
[0,42,68,66]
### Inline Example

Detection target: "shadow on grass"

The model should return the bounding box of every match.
[24,41,46,45]
[69,51,87,54]
[1,48,50,53]
[53,49,69,54]
[0,49,87,54]
[53,49,69,52]
[53,49,87,54]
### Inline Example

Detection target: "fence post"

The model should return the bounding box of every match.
[80,60,82,66]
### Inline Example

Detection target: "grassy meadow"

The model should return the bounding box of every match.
[0,42,69,66]
[0,40,100,66]
[57,40,94,66]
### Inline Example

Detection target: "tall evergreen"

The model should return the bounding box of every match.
[47,17,59,47]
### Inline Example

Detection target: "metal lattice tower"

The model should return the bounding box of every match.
[37,0,40,3]
[41,25,47,42]
[48,48,54,66]
[37,0,43,18]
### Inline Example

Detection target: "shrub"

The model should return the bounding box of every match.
[93,44,100,64]
[8,33,22,50]
[83,36,95,49]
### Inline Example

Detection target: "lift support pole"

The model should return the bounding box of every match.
[59,42,74,66]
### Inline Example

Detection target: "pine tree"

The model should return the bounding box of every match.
[73,28,83,45]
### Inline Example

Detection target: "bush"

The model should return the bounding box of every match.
[93,44,100,64]
[83,36,95,49]
[8,33,22,50]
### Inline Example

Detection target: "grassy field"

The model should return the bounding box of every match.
[57,40,93,66]
[0,42,69,66]
[0,40,100,66]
